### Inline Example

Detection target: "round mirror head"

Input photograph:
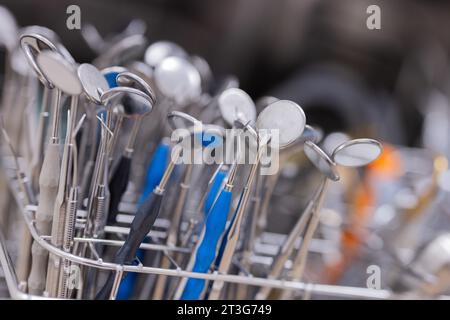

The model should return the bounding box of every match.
[154,56,202,105]
[101,87,153,118]
[256,100,306,149]
[116,71,156,105]
[304,141,339,181]
[218,88,256,126]
[21,26,73,64]
[20,33,56,50]
[19,26,60,45]
[78,63,110,104]
[144,41,187,68]
[37,50,82,95]
[332,138,382,167]
[116,72,156,117]
[20,33,58,87]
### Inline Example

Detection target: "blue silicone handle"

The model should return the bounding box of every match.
[213,191,243,270]
[181,189,232,300]
[116,142,169,299]
[204,170,227,216]
[138,142,170,206]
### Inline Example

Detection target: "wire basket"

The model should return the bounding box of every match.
[0,155,395,300]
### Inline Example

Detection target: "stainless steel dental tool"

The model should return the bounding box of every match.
[208,100,306,299]
[20,35,69,295]
[34,50,83,297]
[280,138,382,299]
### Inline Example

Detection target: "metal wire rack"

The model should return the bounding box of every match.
[3,153,450,301]
[0,156,397,300]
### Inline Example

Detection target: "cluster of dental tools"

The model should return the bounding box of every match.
[0,13,390,300]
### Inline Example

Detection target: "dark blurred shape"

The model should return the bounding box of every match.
[1,0,450,145]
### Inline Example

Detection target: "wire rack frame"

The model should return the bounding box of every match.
[0,161,443,301]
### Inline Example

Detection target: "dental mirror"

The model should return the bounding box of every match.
[218,88,256,126]
[154,56,202,106]
[304,140,340,181]
[144,41,187,68]
[101,86,154,118]
[256,100,306,149]
[332,138,382,167]
[20,33,58,87]
[36,50,82,96]
[78,63,110,104]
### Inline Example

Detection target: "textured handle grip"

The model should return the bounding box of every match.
[138,143,169,205]
[28,143,60,295]
[204,170,227,216]
[35,143,61,232]
[16,176,36,285]
[181,189,232,300]
[107,156,131,224]
[28,241,49,294]
[95,192,164,299]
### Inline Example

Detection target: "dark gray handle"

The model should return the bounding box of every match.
[95,191,163,299]
[107,155,132,225]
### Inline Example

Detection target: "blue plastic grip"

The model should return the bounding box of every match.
[138,142,170,206]
[181,189,232,300]
[213,191,243,269]
[204,170,227,216]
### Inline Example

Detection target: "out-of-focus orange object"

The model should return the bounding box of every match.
[367,143,402,179]
[324,178,374,284]
[324,142,400,284]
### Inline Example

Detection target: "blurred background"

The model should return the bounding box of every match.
[2,0,450,145]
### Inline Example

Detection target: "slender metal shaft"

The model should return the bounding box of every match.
[153,164,193,299]
[31,86,51,190]
[124,117,142,156]
[208,144,265,300]
[46,96,79,297]
[280,178,329,299]
[50,89,62,144]
[255,185,323,300]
